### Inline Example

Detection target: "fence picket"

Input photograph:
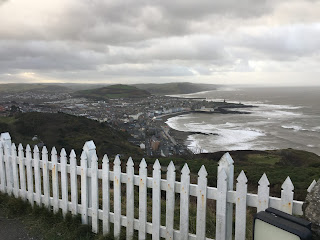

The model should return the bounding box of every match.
[218,153,234,240]
[166,161,175,240]
[34,146,41,206]
[91,153,99,233]
[51,147,59,213]
[0,144,5,193]
[11,144,19,198]
[126,157,134,240]
[70,150,78,215]
[26,145,34,206]
[18,144,26,200]
[257,173,269,212]
[4,144,12,195]
[196,166,208,240]
[114,155,122,239]
[102,154,110,235]
[180,163,190,240]
[216,169,228,240]
[281,177,294,214]
[61,148,68,216]
[81,151,88,224]
[307,179,317,193]
[235,171,248,240]
[139,158,147,240]
[42,146,50,208]
[152,160,161,240]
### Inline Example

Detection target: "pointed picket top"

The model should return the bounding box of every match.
[139,158,147,168]
[114,154,121,166]
[258,173,270,186]
[26,144,31,152]
[70,149,76,158]
[42,146,48,154]
[237,170,248,183]
[153,159,161,170]
[80,151,87,161]
[33,145,39,154]
[11,143,17,150]
[282,176,294,191]
[127,157,134,167]
[181,163,190,175]
[218,168,228,180]
[102,154,109,164]
[218,152,234,167]
[60,148,67,157]
[51,146,57,155]
[167,161,176,172]
[198,165,208,177]
[18,143,23,151]
[307,180,317,193]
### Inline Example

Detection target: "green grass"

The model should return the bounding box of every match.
[74,84,151,100]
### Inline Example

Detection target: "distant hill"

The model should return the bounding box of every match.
[0,83,70,93]
[74,84,151,100]
[0,112,142,159]
[134,82,219,95]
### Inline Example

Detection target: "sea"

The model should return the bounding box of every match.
[166,87,320,155]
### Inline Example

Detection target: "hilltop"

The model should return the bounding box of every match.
[0,112,142,158]
[134,82,218,95]
[73,84,151,100]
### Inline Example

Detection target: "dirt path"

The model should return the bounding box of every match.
[0,209,39,240]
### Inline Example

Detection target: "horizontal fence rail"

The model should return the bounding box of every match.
[0,132,316,240]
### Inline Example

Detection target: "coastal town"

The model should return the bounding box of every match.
[0,88,255,157]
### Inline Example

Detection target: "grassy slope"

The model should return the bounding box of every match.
[74,84,151,100]
[0,112,142,159]
[134,82,218,95]
[0,83,70,93]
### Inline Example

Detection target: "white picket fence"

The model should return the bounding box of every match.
[0,132,317,240]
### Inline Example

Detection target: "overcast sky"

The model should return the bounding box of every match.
[0,0,319,86]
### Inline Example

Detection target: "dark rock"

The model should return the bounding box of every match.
[304,179,320,239]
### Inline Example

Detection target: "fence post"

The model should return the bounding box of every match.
[180,163,190,240]
[114,155,121,239]
[4,144,12,195]
[42,146,50,208]
[70,150,78,215]
[18,144,26,200]
[257,173,270,212]
[26,144,34,206]
[216,169,228,240]
[126,157,134,240]
[61,148,68,217]
[51,147,59,213]
[218,152,234,240]
[80,151,88,224]
[11,144,19,198]
[0,143,5,193]
[102,154,110,235]
[152,159,161,240]
[83,140,96,211]
[281,177,294,214]
[196,165,208,240]
[34,145,42,206]
[139,158,147,240]
[166,161,176,240]
[91,152,99,233]
[235,171,247,240]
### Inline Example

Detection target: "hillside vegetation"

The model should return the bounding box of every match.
[0,83,70,93]
[134,82,218,95]
[0,112,142,159]
[74,84,151,100]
